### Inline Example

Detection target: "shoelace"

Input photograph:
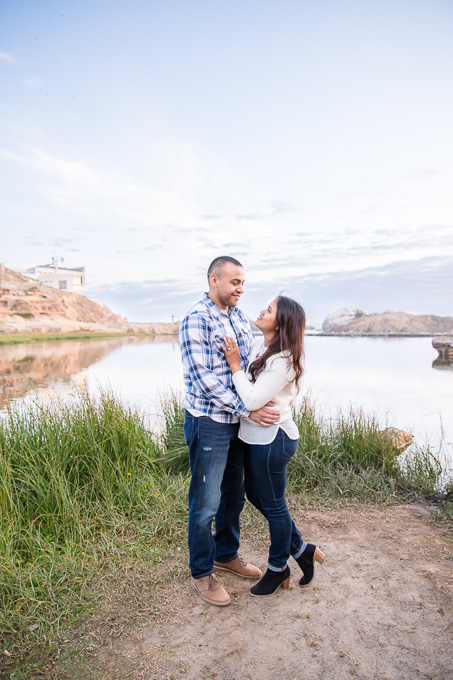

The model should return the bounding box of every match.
[208,574,218,590]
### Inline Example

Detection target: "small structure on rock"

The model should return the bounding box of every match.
[27,258,86,294]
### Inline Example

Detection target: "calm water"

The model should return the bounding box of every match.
[1,335,452,471]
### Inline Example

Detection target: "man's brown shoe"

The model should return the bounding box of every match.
[190,574,231,606]
[214,556,262,579]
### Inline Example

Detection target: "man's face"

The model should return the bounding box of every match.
[209,263,245,310]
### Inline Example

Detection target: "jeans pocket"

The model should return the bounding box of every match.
[282,434,299,460]
[183,413,196,446]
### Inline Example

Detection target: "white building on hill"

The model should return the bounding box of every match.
[27,258,86,294]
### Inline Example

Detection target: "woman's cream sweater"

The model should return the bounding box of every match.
[232,338,299,445]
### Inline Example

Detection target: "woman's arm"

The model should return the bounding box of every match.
[232,355,292,411]
[221,337,292,412]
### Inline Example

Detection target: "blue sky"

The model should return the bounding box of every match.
[1,0,452,324]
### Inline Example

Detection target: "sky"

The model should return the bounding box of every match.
[1,0,452,325]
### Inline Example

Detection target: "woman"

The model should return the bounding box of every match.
[221,295,325,597]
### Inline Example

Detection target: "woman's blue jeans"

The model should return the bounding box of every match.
[245,429,304,570]
[184,412,246,579]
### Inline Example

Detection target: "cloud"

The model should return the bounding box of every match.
[24,235,81,249]
[84,251,453,325]
[0,51,15,63]
[26,76,43,87]
[277,256,453,322]
[86,278,202,322]
[236,203,298,220]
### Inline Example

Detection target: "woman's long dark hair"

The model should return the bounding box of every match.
[249,296,305,390]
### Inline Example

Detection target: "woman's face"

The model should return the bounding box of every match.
[255,298,278,335]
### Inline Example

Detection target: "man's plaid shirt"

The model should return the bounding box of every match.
[179,293,254,423]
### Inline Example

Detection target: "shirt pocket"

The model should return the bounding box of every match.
[211,332,226,361]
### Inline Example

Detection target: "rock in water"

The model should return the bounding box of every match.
[432,336,453,361]
[321,309,453,334]
[378,428,413,455]
[322,307,365,332]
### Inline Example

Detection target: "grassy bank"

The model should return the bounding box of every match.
[156,395,442,500]
[0,392,446,673]
[0,332,131,346]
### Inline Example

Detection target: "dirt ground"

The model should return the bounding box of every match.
[57,501,452,680]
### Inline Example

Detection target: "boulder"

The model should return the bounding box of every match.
[432,336,453,361]
[377,427,413,455]
[322,307,365,332]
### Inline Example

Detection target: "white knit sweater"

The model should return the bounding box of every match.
[233,338,299,445]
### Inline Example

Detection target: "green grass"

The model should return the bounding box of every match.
[155,394,443,500]
[0,391,447,673]
[0,391,189,649]
[0,332,132,345]
[287,398,442,499]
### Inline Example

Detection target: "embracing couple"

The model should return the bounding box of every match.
[178,256,324,606]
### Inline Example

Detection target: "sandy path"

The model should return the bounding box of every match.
[138,503,452,680]
[58,502,452,680]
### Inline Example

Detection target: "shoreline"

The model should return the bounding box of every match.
[0,322,180,344]
[304,331,452,337]
[1,326,452,346]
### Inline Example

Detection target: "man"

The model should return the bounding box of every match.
[179,256,280,606]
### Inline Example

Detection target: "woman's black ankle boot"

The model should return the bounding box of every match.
[249,566,291,597]
[295,544,325,588]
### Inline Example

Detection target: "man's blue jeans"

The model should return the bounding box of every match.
[245,428,305,570]
[184,412,246,579]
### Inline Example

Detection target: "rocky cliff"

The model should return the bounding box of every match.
[0,265,178,335]
[322,307,453,335]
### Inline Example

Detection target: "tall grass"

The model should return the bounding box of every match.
[0,391,189,641]
[0,391,445,653]
[155,394,442,498]
[289,398,442,498]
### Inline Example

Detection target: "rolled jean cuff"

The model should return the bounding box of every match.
[292,540,308,560]
[268,562,288,572]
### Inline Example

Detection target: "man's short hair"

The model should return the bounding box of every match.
[207,256,243,282]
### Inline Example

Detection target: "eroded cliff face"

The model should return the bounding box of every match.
[322,307,453,334]
[0,265,179,335]
[0,265,127,330]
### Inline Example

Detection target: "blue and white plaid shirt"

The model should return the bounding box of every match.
[179,293,254,423]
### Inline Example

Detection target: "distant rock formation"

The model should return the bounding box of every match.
[322,307,453,335]
[322,307,365,332]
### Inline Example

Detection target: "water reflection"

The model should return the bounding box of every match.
[0,336,177,406]
[0,335,451,472]
[432,358,453,371]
